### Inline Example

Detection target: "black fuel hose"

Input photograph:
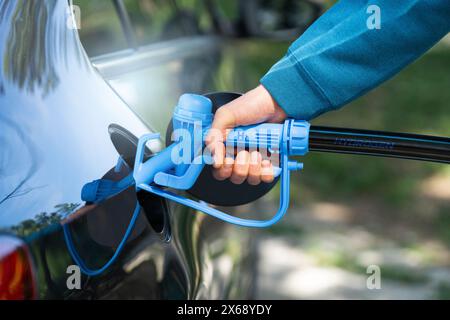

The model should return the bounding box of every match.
[309,126,450,164]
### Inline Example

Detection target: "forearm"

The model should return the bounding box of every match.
[261,0,450,120]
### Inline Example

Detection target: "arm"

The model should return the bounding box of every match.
[207,0,450,185]
[261,0,450,119]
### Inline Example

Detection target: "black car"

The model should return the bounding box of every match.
[1,0,295,299]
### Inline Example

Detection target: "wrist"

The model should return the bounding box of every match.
[257,84,287,123]
[220,85,287,127]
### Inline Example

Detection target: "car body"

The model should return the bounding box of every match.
[0,0,267,299]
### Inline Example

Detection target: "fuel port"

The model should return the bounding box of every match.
[109,123,171,241]
[137,190,171,242]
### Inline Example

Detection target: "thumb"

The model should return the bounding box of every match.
[205,106,236,147]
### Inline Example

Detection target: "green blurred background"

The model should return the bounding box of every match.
[74,0,450,299]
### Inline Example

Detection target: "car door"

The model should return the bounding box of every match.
[71,0,255,299]
[0,0,253,300]
[0,0,182,300]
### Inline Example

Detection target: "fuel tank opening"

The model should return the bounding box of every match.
[109,124,152,168]
[138,190,171,242]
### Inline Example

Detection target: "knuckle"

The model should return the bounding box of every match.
[224,157,234,166]
[235,151,250,165]
[233,169,247,178]
[247,175,261,186]
[215,107,226,116]
[248,179,261,186]
[215,107,230,118]
[219,166,232,176]
[212,170,226,181]
[230,176,245,185]
[261,174,274,183]
[250,151,261,165]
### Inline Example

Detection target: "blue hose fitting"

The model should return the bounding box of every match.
[133,94,311,228]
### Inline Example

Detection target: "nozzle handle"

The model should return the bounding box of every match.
[134,129,303,228]
[135,152,297,228]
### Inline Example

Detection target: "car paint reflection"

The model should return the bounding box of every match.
[0,0,255,299]
[0,0,152,229]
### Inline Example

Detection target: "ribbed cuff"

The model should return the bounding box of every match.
[260,54,333,120]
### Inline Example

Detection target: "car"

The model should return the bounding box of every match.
[1,0,282,299]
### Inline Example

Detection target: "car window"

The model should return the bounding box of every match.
[123,0,209,46]
[73,0,129,56]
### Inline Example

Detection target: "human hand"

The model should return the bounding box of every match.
[205,85,287,185]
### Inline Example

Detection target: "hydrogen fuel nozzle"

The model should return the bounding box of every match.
[132,94,310,228]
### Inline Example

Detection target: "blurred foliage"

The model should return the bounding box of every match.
[75,0,218,55]
[302,44,450,204]
[434,283,450,299]
[122,0,209,45]
[74,0,128,56]
[75,0,322,56]
[2,203,78,237]
[266,223,305,237]
[310,247,429,284]
[435,206,450,247]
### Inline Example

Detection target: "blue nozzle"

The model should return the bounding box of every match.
[288,121,310,156]
[134,114,310,228]
[81,180,100,203]
[173,94,213,126]
[177,93,212,114]
[70,93,312,278]
[81,174,135,203]
[85,94,312,228]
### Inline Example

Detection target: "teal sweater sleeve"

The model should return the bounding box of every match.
[260,0,450,120]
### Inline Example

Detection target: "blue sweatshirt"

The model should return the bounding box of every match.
[261,0,450,120]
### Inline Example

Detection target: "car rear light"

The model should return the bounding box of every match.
[0,236,37,300]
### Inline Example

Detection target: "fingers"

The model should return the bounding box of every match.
[211,151,274,185]
[206,107,236,171]
[205,86,285,185]
[212,142,225,169]
[212,157,234,181]
[205,127,224,169]
[261,160,274,184]
[230,151,250,185]
[205,107,235,150]
[209,107,236,135]
[247,151,262,185]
